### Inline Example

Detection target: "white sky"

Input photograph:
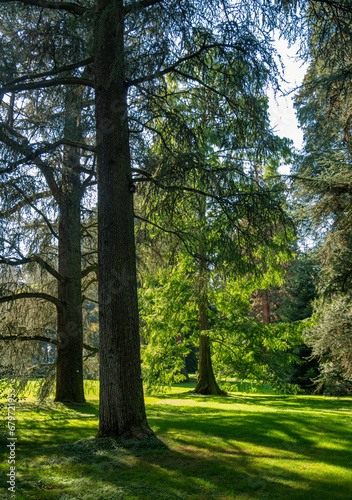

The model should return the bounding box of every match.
[268,39,308,159]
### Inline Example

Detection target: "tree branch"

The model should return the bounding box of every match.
[81,264,98,278]
[82,295,99,304]
[1,77,94,99]
[134,214,199,258]
[0,256,64,283]
[0,124,61,202]
[0,333,99,353]
[82,276,97,294]
[0,190,51,218]
[0,0,88,15]
[0,334,60,346]
[12,183,59,239]
[6,58,94,87]
[59,138,96,153]
[124,0,163,14]
[83,342,99,353]
[0,292,61,309]
[126,44,215,87]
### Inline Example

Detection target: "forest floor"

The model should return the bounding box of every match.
[1,380,352,499]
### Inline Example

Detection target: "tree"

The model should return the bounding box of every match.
[140,244,305,393]
[134,45,293,392]
[0,0,292,436]
[0,9,97,401]
[305,295,352,395]
[0,88,96,402]
[284,0,352,393]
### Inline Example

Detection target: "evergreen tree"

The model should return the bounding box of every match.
[0,0,292,437]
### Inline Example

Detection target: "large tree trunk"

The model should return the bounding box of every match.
[55,189,85,403]
[94,0,153,438]
[55,88,85,403]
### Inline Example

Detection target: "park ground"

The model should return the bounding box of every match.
[1,379,352,499]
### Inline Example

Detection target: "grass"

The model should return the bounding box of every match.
[1,379,352,499]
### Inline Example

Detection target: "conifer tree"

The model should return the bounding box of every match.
[0,0,292,436]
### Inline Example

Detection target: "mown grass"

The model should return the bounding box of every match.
[1,379,352,499]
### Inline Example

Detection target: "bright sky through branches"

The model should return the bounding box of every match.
[268,39,307,164]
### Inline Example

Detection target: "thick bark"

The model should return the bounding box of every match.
[55,89,85,403]
[55,181,85,402]
[95,0,153,438]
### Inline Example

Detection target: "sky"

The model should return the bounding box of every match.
[268,39,308,156]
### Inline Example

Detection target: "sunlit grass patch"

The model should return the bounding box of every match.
[1,383,352,499]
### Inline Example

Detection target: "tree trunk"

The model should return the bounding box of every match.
[55,87,85,403]
[262,289,271,324]
[193,300,226,395]
[193,237,225,396]
[55,189,85,402]
[94,0,153,438]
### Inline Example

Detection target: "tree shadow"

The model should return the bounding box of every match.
[9,395,352,499]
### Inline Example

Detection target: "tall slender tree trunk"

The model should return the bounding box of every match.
[55,87,85,403]
[193,297,226,395]
[95,0,153,438]
[193,225,225,395]
[262,289,271,324]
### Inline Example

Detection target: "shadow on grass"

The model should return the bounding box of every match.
[5,395,352,500]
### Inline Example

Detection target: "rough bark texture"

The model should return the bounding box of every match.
[55,183,85,403]
[55,90,85,403]
[95,0,153,438]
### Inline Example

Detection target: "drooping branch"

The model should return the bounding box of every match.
[134,214,198,258]
[0,139,95,178]
[0,334,61,346]
[12,183,59,239]
[127,42,247,89]
[126,44,225,87]
[81,264,98,278]
[82,277,97,294]
[0,124,60,202]
[0,190,51,218]
[0,256,64,283]
[0,333,99,354]
[132,170,222,200]
[82,295,99,304]
[0,292,62,309]
[59,138,96,153]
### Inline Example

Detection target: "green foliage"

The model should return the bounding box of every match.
[305,295,352,395]
[139,254,197,392]
[279,252,318,323]
[139,246,304,394]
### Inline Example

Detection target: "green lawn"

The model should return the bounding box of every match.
[1,380,352,499]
